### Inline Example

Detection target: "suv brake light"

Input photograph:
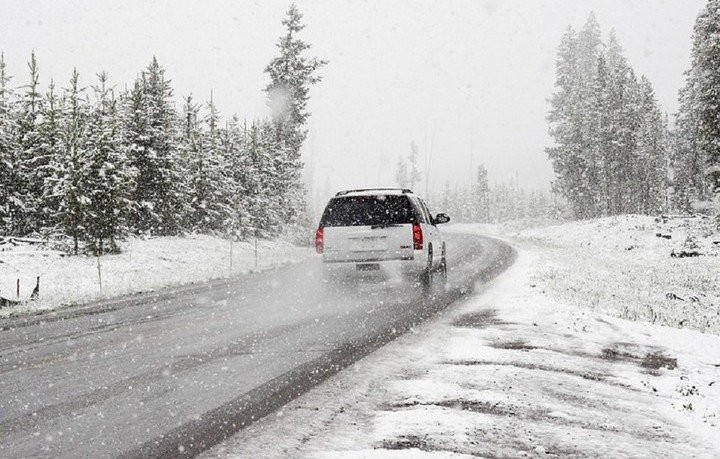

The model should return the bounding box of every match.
[315,226,324,253]
[412,223,423,250]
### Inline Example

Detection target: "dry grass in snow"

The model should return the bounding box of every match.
[511,215,720,334]
[453,215,720,334]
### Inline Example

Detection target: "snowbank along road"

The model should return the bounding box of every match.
[0,232,514,458]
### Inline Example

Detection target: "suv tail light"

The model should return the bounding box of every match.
[315,226,324,253]
[412,223,423,250]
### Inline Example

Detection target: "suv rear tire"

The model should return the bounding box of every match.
[419,245,433,292]
[437,245,448,289]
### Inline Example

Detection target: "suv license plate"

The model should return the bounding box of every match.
[356,264,380,271]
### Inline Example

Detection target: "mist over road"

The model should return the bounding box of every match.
[0,233,514,458]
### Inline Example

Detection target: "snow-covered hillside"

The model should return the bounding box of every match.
[0,235,312,317]
[452,215,720,334]
[516,215,720,334]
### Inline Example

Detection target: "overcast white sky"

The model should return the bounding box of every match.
[0,0,707,205]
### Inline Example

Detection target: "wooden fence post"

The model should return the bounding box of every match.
[254,230,258,269]
[96,253,103,293]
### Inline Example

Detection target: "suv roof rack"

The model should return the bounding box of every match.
[334,188,414,196]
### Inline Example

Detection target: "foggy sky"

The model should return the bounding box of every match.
[0,0,706,206]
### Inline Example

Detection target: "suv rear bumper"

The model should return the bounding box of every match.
[321,248,414,264]
[322,254,414,264]
[321,251,427,280]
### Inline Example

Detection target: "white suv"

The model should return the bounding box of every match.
[315,188,450,289]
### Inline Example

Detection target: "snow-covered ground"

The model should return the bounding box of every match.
[477,215,720,334]
[202,218,720,458]
[0,235,312,317]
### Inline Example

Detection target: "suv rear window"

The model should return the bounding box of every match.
[320,195,419,227]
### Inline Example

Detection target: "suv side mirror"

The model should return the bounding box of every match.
[433,213,450,225]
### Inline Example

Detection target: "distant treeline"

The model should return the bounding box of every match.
[0,5,325,254]
[547,8,720,226]
[431,166,563,224]
[392,142,562,223]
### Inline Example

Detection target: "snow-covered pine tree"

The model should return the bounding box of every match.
[179,95,204,231]
[241,120,280,237]
[242,121,263,237]
[0,53,19,234]
[672,74,707,212]
[36,80,65,232]
[49,69,89,254]
[395,157,409,188]
[598,31,638,215]
[125,58,185,235]
[574,14,604,218]
[536,192,550,218]
[203,95,235,232]
[688,0,720,224]
[635,77,669,215]
[83,72,135,254]
[264,4,326,227]
[528,191,540,218]
[547,26,591,219]
[15,51,46,234]
[182,94,232,233]
[549,15,670,219]
[473,164,490,222]
[408,141,422,191]
[260,119,288,236]
[441,181,451,215]
[180,95,205,230]
[122,79,145,229]
[220,116,251,239]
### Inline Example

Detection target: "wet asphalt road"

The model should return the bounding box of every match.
[0,233,514,458]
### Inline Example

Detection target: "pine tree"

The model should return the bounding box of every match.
[125,58,185,235]
[201,95,234,232]
[441,181,451,215]
[599,32,638,215]
[49,69,89,254]
[547,26,590,218]
[635,77,669,214]
[575,14,604,218]
[83,72,134,254]
[408,141,422,190]
[15,51,45,234]
[220,116,251,239]
[242,120,283,237]
[36,80,64,231]
[264,4,326,226]
[0,53,18,233]
[182,94,232,233]
[473,165,490,222]
[395,157,409,188]
[672,75,706,211]
[260,120,287,235]
[688,0,720,224]
[548,14,670,219]
[180,95,204,230]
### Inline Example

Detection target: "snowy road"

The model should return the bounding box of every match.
[0,233,514,458]
[202,240,720,458]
